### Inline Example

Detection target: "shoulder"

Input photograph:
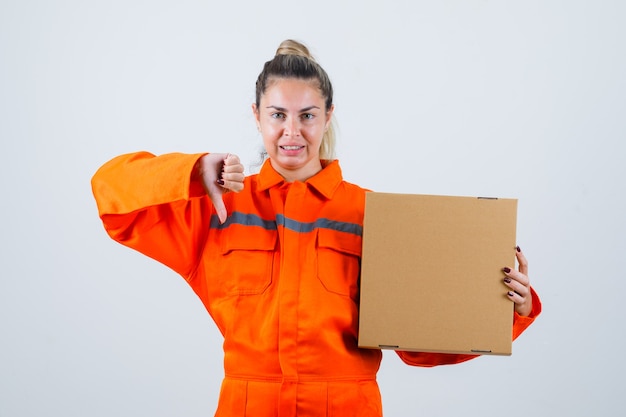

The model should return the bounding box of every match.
[336,178,369,202]
[339,179,369,194]
[326,180,368,224]
[330,160,370,196]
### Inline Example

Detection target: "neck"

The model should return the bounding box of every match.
[272,160,322,183]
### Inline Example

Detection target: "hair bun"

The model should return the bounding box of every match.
[275,39,313,60]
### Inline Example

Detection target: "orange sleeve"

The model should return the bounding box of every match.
[512,286,542,340]
[91,151,211,278]
[396,286,542,367]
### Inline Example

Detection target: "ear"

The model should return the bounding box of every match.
[325,104,335,129]
[252,103,261,127]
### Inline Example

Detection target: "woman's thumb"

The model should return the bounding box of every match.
[197,153,230,224]
[208,188,228,224]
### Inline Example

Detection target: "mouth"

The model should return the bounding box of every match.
[280,145,305,151]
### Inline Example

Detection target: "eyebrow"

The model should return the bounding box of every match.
[265,105,321,112]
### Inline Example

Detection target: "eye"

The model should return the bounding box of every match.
[301,113,314,120]
[271,112,286,119]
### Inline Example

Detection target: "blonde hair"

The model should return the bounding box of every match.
[255,40,336,160]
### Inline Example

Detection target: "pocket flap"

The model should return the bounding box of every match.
[316,227,362,257]
[220,225,277,253]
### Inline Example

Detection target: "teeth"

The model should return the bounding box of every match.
[282,146,302,150]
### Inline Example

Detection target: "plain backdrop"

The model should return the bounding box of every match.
[1,1,624,416]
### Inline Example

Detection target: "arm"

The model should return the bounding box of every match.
[91,151,244,276]
[91,152,212,277]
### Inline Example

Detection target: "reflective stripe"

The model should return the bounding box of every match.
[211,212,362,236]
[277,215,363,236]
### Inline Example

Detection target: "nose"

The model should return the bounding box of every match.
[284,117,300,137]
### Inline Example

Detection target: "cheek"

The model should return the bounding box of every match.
[261,130,281,152]
[307,126,326,143]
[263,125,281,139]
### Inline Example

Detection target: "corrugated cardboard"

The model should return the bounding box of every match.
[358,193,517,355]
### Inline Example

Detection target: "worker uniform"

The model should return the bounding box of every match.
[91,152,541,417]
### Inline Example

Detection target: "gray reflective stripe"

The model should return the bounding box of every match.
[277,214,362,236]
[210,212,362,236]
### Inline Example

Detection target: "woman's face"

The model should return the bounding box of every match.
[253,77,333,182]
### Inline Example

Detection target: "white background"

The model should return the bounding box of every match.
[1,1,624,416]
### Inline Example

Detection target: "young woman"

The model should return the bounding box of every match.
[92,39,541,417]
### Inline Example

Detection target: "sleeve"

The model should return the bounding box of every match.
[396,286,542,367]
[91,151,211,278]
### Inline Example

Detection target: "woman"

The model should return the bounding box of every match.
[92,40,541,416]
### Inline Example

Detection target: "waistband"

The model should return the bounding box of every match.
[224,373,377,383]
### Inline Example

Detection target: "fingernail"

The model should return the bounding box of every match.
[504,277,511,283]
[516,245,521,252]
[502,267,511,273]
[507,291,514,297]
[216,179,225,185]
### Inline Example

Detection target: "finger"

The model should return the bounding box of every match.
[221,172,245,191]
[222,171,246,182]
[507,290,532,316]
[219,178,245,193]
[222,169,245,185]
[222,164,244,174]
[502,265,529,286]
[222,160,244,175]
[503,276,530,298]
[506,290,526,308]
[223,153,241,168]
[506,289,523,301]
[515,245,529,276]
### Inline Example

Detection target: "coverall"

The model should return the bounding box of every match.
[91,152,542,417]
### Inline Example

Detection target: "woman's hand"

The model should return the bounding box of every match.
[502,246,533,317]
[196,153,244,224]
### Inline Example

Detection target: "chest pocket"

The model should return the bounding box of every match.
[315,228,362,299]
[218,227,277,296]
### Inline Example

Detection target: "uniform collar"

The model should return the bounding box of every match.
[257,159,343,200]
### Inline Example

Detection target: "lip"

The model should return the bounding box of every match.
[279,145,305,155]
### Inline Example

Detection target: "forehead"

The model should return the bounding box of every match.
[261,77,324,105]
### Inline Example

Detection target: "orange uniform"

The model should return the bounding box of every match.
[92,152,541,417]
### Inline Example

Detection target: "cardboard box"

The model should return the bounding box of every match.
[358,193,517,355]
